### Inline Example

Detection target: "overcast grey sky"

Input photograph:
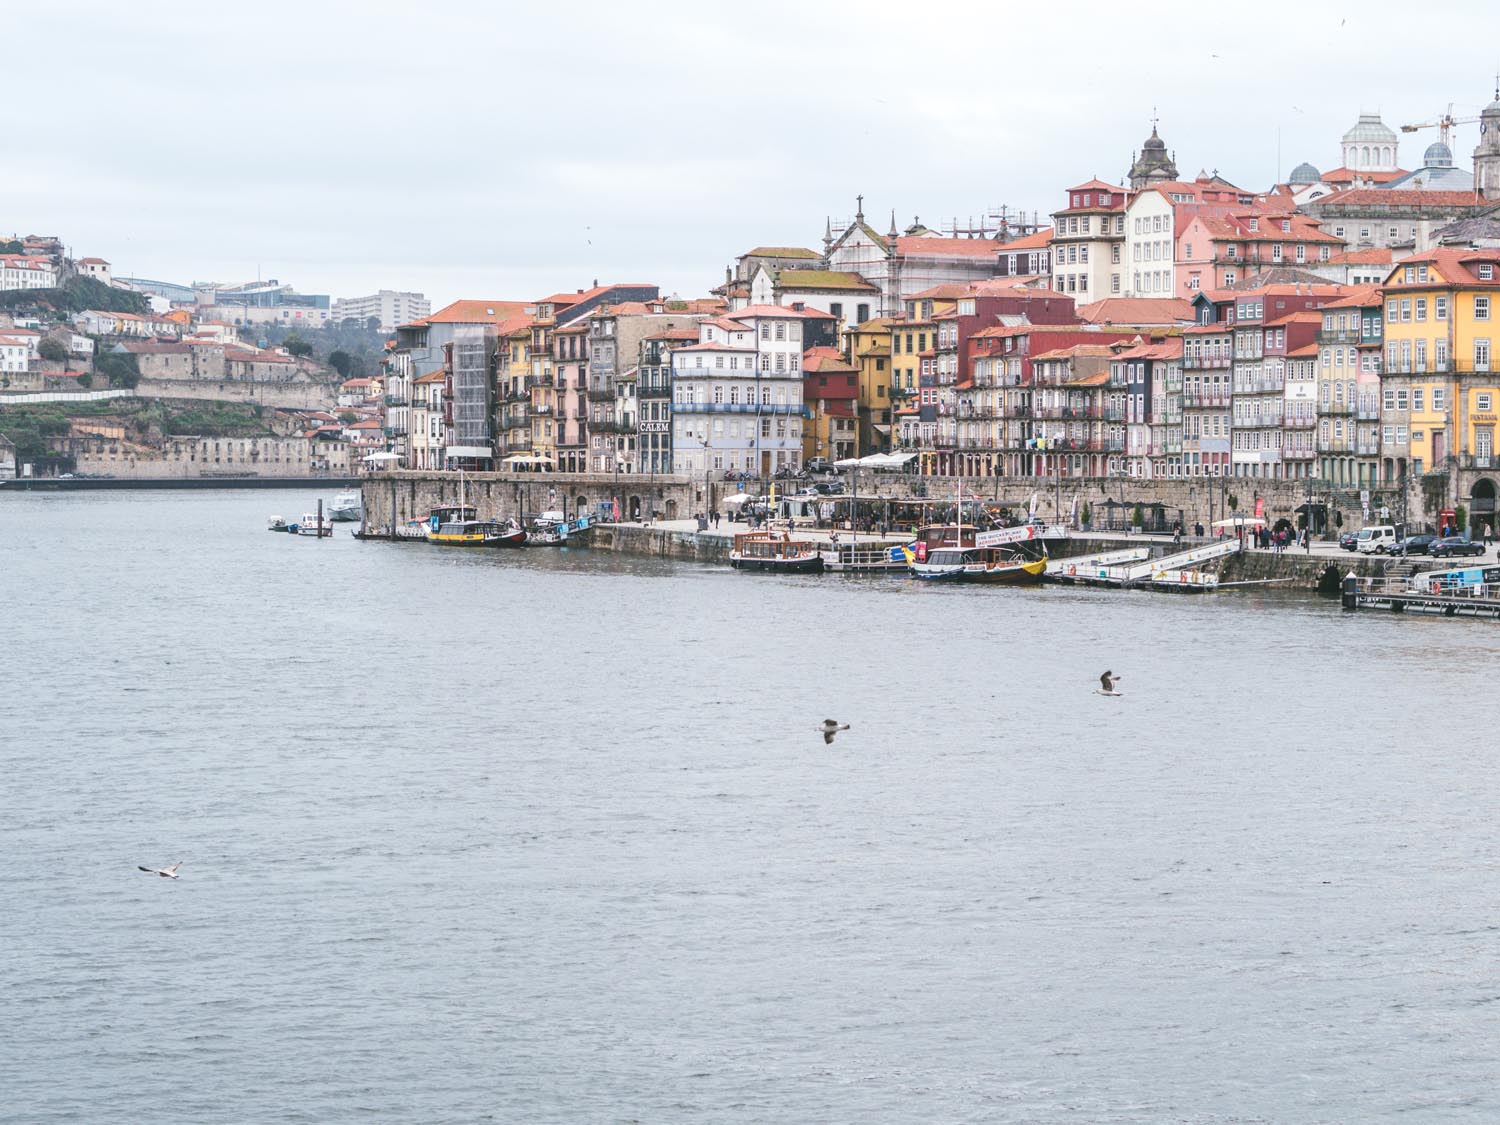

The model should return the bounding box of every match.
[9,1,1497,307]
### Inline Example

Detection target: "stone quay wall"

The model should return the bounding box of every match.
[362,470,1433,537]
[135,378,337,412]
[360,471,705,531]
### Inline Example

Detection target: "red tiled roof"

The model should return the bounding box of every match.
[1317,284,1383,309]
[1077,297,1196,325]
[893,236,1002,259]
[424,299,530,324]
[726,304,835,320]
[1325,248,1394,266]
[1318,189,1489,208]
[995,229,1054,251]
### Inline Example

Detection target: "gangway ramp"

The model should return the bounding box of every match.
[1047,547,1151,581]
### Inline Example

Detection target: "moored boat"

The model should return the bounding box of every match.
[425,505,527,547]
[327,490,363,522]
[909,545,1046,583]
[294,511,334,537]
[268,516,296,533]
[730,531,824,574]
[526,510,592,546]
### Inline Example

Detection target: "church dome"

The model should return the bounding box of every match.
[1343,112,1397,144]
[1424,141,1455,167]
[1289,161,1320,185]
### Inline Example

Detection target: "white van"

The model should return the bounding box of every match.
[1356,525,1397,554]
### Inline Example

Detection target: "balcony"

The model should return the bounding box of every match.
[1321,437,1354,452]
[531,403,553,415]
[586,386,613,402]
[1283,447,1315,460]
[638,382,671,396]
[1322,401,1353,415]
[384,424,408,436]
[1104,404,1125,422]
[673,402,806,416]
[1320,328,1361,345]
[1034,405,1102,421]
[591,418,635,434]
[1236,414,1284,429]
[1284,413,1317,429]
[1357,442,1380,456]
[384,394,409,407]
[1184,355,1231,370]
[1356,405,1380,420]
[501,414,529,431]
[504,435,533,452]
[1182,389,1230,407]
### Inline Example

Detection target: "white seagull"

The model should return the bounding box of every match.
[1097,671,1122,697]
[138,862,183,880]
[819,719,850,745]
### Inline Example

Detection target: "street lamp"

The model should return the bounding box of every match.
[699,436,711,523]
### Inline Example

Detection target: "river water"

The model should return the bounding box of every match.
[4,487,1500,1123]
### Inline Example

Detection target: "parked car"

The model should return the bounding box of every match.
[1339,531,1360,551]
[1431,535,1486,558]
[805,457,839,475]
[1385,533,1436,556]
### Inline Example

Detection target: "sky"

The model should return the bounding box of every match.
[8,1,1499,309]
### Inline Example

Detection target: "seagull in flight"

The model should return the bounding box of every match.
[819,719,850,745]
[138,862,183,879]
[1097,671,1122,697]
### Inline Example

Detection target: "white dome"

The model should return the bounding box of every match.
[1424,141,1455,167]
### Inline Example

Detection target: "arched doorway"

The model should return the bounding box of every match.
[1471,478,1497,540]
[665,499,679,520]
[574,495,588,520]
[628,494,642,521]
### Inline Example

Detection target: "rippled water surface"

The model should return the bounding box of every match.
[4,488,1500,1123]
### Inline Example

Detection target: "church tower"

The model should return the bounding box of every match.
[1127,118,1178,190]
[1474,83,1500,200]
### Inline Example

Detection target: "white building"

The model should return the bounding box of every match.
[77,257,113,285]
[0,334,31,372]
[0,255,57,291]
[331,290,432,331]
[670,305,811,483]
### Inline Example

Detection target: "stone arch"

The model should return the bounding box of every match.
[574,494,588,519]
[628,494,642,521]
[1471,477,1497,536]
[665,498,679,520]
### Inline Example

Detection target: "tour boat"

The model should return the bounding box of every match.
[909,545,1046,584]
[729,531,824,574]
[294,512,335,537]
[425,504,527,548]
[327,490,363,522]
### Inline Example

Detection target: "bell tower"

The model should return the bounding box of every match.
[1474,81,1500,200]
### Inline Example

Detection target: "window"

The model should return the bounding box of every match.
[1413,388,1424,412]
[1396,389,1408,410]
[1480,264,1495,281]
[1477,339,1492,372]
[1476,295,1491,321]
[1387,300,1399,323]
[1416,298,1427,322]
[1436,296,1448,320]
[1480,392,1494,411]
[1248,218,1259,231]
[829,302,843,320]
[1433,387,1445,411]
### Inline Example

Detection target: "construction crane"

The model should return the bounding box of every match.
[1400,103,1481,150]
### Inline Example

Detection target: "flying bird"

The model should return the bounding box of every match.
[819,719,850,744]
[1097,671,1122,697]
[138,862,183,879]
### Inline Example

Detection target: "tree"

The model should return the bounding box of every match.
[76,372,93,388]
[95,350,140,389]
[282,333,313,358]
[1080,501,1092,528]
[1455,505,1468,533]
[338,410,358,425]
[38,338,68,363]
[1131,503,1144,527]
[328,349,353,377]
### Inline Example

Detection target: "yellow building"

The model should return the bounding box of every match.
[1380,249,1500,474]
[845,316,894,451]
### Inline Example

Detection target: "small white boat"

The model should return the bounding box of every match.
[295,511,334,537]
[328,490,362,522]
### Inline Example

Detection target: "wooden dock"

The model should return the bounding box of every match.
[1341,570,1500,618]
